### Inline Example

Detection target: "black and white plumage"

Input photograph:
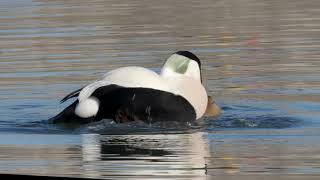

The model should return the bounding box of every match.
[49,51,208,124]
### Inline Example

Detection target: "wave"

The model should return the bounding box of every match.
[206,114,303,129]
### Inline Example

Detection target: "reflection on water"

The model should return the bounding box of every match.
[0,0,320,179]
[1,131,320,179]
[81,133,209,179]
[0,133,210,179]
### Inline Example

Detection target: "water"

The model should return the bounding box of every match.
[0,0,320,179]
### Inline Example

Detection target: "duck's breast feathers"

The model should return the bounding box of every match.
[78,66,173,102]
[164,76,208,119]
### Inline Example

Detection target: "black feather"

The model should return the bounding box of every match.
[60,87,83,103]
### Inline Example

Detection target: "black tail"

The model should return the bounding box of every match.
[48,100,94,124]
[60,87,83,103]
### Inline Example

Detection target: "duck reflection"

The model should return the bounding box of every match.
[81,132,210,179]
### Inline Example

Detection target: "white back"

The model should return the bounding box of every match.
[78,67,172,102]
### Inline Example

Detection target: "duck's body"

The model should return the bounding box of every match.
[50,51,216,124]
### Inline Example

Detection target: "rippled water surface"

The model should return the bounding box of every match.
[1,0,320,179]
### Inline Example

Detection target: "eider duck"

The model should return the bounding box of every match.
[50,51,220,124]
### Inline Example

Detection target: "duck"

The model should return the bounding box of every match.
[49,51,220,124]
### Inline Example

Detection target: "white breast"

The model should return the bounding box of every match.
[163,75,208,119]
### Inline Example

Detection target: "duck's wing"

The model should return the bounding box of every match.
[78,80,113,102]
[60,87,84,103]
[91,84,121,98]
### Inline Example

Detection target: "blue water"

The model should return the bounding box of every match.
[1,0,320,179]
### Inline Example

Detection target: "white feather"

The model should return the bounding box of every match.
[75,97,100,118]
[78,67,172,102]
[162,75,208,119]
[184,61,201,81]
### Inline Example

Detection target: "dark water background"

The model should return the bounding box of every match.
[0,0,320,179]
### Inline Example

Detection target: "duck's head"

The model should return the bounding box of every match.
[161,51,202,82]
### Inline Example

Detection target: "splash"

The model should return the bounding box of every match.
[76,119,204,134]
[207,114,303,129]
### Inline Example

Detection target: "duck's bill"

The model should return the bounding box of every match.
[204,96,221,118]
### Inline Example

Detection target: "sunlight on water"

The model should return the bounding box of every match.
[0,0,320,179]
